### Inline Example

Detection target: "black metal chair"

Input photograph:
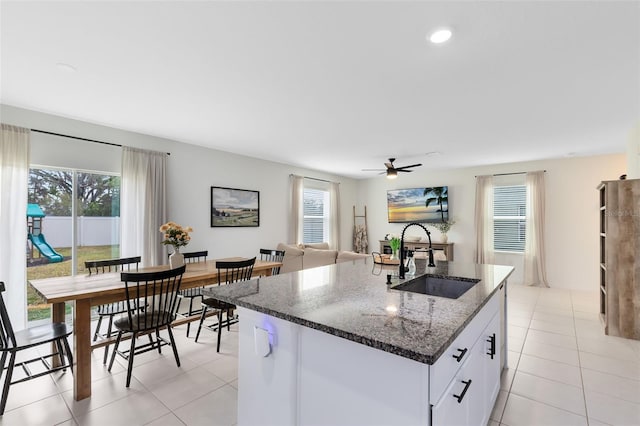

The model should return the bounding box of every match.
[107,265,185,387]
[259,248,285,276]
[0,282,73,415]
[85,256,142,364]
[194,257,256,352]
[174,250,208,337]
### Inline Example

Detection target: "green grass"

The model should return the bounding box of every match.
[27,245,119,321]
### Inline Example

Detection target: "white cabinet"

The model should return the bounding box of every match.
[429,294,499,399]
[498,281,507,370]
[481,314,501,418]
[236,286,505,426]
[236,307,430,426]
[430,297,501,426]
[431,347,483,426]
[297,324,430,426]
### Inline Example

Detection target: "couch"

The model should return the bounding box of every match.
[276,242,369,273]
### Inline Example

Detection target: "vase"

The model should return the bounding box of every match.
[169,249,184,269]
[440,234,448,244]
[389,250,398,261]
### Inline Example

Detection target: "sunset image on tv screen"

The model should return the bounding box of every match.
[387,186,449,223]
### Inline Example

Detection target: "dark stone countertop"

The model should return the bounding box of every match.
[203,259,514,365]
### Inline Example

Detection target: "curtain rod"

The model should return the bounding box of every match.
[289,174,340,184]
[475,170,546,177]
[30,128,171,155]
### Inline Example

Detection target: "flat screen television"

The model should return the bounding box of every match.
[387,186,449,223]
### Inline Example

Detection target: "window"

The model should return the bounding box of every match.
[26,166,120,323]
[494,185,526,252]
[303,188,330,244]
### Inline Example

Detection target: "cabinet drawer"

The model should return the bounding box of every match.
[430,293,499,401]
[431,337,484,426]
[431,311,501,426]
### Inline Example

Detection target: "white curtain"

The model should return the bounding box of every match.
[474,175,495,264]
[329,182,340,250]
[120,147,167,267]
[289,175,304,244]
[0,124,30,331]
[524,171,549,287]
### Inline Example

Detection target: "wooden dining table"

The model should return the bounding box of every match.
[29,258,281,401]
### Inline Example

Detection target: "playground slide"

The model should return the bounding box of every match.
[28,233,64,263]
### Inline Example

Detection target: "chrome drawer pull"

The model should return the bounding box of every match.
[452,347,468,362]
[453,379,472,403]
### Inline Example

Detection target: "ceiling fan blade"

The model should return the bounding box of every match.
[384,162,394,169]
[362,168,386,171]
[395,163,422,170]
[397,169,413,173]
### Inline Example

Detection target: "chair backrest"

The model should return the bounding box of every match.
[0,282,17,349]
[120,265,186,331]
[259,249,285,275]
[259,249,285,262]
[85,256,141,275]
[183,250,208,263]
[216,257,256,285]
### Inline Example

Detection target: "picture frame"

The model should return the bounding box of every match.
[210,186,260,227]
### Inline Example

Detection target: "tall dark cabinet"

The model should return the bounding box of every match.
[597,179,640,340]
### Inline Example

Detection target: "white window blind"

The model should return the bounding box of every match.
[494,185,526,252]
[303,188,330,244]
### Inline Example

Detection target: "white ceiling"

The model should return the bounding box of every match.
[1,1,639,179]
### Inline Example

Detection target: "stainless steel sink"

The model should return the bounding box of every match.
[391,275,480,299]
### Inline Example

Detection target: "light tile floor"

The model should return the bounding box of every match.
[0,320,241,426]
[2,285,639,425]
[492,285,640,426]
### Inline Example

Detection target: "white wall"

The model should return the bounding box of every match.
[2,103,629,293]
[356,154,627,290]
[165,141,360,257]
[1,104,360,261]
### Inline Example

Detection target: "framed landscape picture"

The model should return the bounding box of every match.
[210,186,260,227]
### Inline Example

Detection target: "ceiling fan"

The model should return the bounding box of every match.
[362,158,422,179]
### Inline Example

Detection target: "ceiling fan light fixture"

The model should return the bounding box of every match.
[363,158,421,178]
[429,28,453,44]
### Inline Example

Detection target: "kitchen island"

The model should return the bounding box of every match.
[205,259,514,426]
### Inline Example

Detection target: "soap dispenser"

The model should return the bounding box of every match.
[406,250,416,276]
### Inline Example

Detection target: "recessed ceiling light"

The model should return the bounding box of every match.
[56,63,77,72]
[429,28,452,44]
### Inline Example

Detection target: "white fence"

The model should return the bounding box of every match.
[39,216,120,248]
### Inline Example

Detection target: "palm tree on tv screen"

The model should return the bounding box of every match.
[424,187,448,222]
